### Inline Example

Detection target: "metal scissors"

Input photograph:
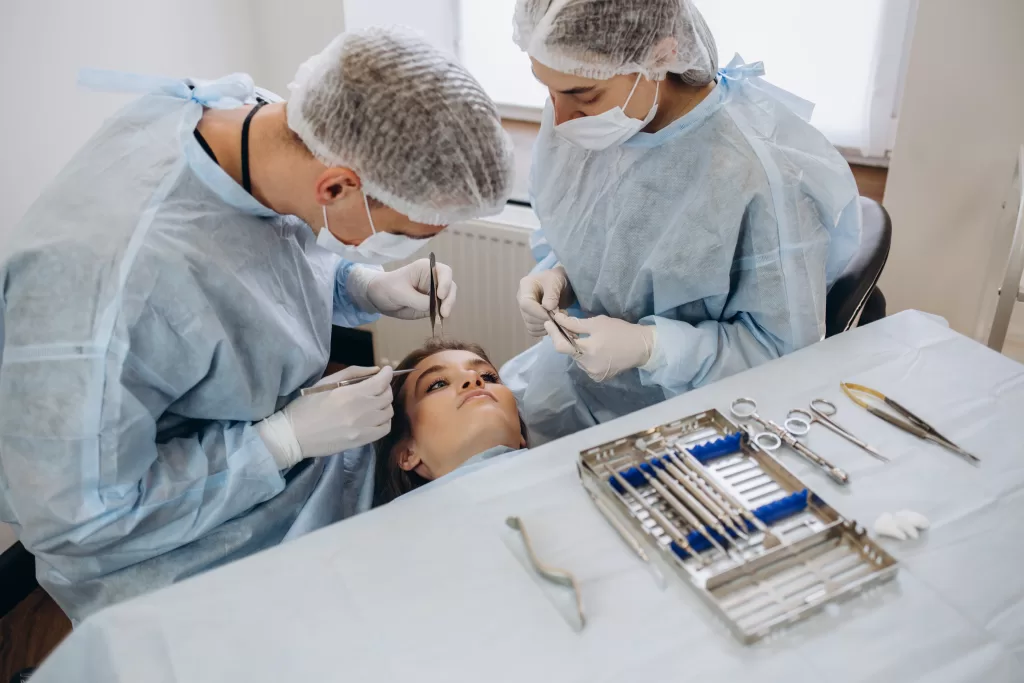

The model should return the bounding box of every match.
[840,383,980,464]
[299,368,414,396]
[731,398,850,485]
[428,252,443,339]
[784,399,888,462]
[546,310,583,358]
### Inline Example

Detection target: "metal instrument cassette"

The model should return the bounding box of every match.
[577,409,898,644]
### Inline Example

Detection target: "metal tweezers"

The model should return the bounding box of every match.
[429,252,442,339]
[546,310,582,356]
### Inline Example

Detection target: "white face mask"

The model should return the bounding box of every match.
[316,193,428,265]
[554,74,660,151]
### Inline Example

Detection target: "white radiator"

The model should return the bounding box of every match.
[367,205,540,369]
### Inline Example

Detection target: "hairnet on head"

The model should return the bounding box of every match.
[287,28,514,225]
[514,0,718,84]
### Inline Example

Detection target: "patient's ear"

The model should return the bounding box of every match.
[397,441,437,480]
[396,441,421,473]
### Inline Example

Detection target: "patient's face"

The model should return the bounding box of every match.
[396,350,525,480]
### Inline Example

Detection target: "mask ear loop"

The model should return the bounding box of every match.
[623,74,659,120]
[622,73,644,109]
[362,191,378,236]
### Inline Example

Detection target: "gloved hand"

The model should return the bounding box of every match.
[545,312,657,382]
[256,365,394,469]
[517,265,576,336]
[347,259,456,320]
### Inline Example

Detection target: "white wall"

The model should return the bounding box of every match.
[251,0,346,97]
[881,0,1024,336]
[0,0,263,240]
[0,0,265,554]
[342,0,458,54]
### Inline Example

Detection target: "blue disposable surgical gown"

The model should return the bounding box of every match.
[502,59,863,444]
[0,74,379,622]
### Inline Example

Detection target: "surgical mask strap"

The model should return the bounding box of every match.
[362,191,377,235]
[622,73,643,109]
[320,191,378,242]
[622,74,659,117]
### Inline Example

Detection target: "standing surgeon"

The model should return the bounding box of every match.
[0,27,513,621]
[502,0,862,443]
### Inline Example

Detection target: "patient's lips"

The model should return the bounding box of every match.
[459,388,497,408]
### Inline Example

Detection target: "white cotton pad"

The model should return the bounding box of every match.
[896,510,930,530]
[874,512,907,541]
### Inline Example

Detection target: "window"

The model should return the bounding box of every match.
[456,0,918,161]
[343,0,916,161]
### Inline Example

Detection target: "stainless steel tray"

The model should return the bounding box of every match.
[578,409,898,644]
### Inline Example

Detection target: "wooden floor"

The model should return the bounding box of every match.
[501,120,888,204]
[0,589,71,681]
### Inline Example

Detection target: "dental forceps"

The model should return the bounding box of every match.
[546,309,583,358]
[784,399,888,462]
[429,252,442,338]
[506,516,585,631]
[731,398,850,485]
[840,383,980,465]
[300,368,414,396]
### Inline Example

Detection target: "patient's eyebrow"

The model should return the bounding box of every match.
[414,365,446,394]
[467,359,496,373]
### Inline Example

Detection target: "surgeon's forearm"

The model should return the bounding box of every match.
[638,314,784,396]
[333,261,382,326]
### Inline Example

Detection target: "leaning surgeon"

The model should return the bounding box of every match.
[0,27,513,622]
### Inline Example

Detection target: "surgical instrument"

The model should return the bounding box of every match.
[429,252,442,338]
[299,368,414,396]
[546,309,583,357]
[785,399,887,462]
[505,516,585,631]
[731,398,850,485]
[840,383,980,464]
[632,463,733,558]
[587,492,667,589]
[603,465,705,565]
[642,446,750,541]
[668,447,782,549]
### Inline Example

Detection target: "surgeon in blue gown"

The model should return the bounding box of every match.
[502,0,863,444]
[0,28,513,622]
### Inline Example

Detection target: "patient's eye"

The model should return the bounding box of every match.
[426,377,449,393]
[481,371,500,384]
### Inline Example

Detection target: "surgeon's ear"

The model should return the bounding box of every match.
[650,37,678,69]
[314,167,361,206]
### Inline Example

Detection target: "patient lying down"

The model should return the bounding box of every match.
[373,339,528,505]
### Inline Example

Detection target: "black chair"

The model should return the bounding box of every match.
[824,197,892,337]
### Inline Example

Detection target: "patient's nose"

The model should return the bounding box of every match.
[461,375,484,389]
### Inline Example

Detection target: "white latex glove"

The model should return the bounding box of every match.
[256,365,394,469]
[347,260,456,320]
[517,265,575,337]
[545,312,656,382]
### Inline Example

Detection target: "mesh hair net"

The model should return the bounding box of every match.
[514,0,719,84]
[288,28,514,225]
